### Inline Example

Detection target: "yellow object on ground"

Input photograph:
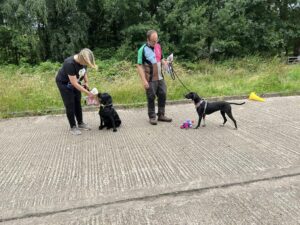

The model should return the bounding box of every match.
[249,92,265,102]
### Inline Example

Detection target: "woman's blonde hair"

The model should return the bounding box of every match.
[79,48,97,69]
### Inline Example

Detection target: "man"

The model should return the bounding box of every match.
[137,30,172,125]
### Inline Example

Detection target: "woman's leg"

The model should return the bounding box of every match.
[74,90,83,124]
[56,82,77,128]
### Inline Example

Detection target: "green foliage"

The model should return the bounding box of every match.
[0,0,300,64]
[93,47,117,60]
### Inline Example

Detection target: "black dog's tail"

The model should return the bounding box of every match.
[228,102,246,105]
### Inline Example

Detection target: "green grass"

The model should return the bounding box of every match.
[0,56,299,118]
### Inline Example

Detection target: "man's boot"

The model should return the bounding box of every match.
[158,114,172,122]
[149,117,158,125]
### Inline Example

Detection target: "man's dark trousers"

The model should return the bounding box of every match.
[146,79,167,119]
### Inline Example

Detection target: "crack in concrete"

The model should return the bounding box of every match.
[1,172,299,223]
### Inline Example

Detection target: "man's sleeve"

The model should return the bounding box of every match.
[144,46,157,64]
[137,46,144,65]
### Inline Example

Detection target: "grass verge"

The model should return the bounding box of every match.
[0,56,299,118]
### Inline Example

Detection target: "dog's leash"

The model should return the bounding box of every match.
[165,61,191,92]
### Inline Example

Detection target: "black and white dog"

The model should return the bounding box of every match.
[185,92,245,129]
[97,93,121,132]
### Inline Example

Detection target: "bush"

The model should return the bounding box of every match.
[93,47,117,60]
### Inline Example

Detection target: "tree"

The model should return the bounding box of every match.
[0,0,299,63]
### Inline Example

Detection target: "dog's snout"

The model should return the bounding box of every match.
[184,93,189,98]
[185,92,192,99]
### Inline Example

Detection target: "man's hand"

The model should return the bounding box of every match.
[162,59,168,66]
[137,65,150,90]
[143,80,149,89]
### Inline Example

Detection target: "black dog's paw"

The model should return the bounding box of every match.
[194,126,199,129]
[113,129,117,132]
[99,125,104,130]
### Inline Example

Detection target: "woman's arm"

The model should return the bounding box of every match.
[69,75,91,96]
[83,72,89,89]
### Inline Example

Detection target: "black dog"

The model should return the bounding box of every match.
[185,92,245,129]
[97,93,121,132]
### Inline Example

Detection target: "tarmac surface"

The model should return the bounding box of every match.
[0,96,299,225]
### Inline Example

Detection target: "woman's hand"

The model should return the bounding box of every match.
[84,82,89,90]
[68,75,91,95]
[88,92,94,98]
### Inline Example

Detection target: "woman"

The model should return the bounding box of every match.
[56,48,97,135]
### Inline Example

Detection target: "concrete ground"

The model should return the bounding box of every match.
[0,96,299,225]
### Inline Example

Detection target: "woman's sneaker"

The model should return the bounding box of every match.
[70,127,82,135]
[78,122,91,130]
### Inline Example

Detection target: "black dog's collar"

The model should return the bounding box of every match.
[195,100,204,109]
[101,103,113,107]
[195,100,207,114]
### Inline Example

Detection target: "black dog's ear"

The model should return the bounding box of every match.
[107,95,113,104]
[97,93,102,104]
[192,92,196,99]
[193,92,201,99]
[187,92,196,100]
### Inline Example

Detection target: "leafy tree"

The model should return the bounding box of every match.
[0,0,299,64]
